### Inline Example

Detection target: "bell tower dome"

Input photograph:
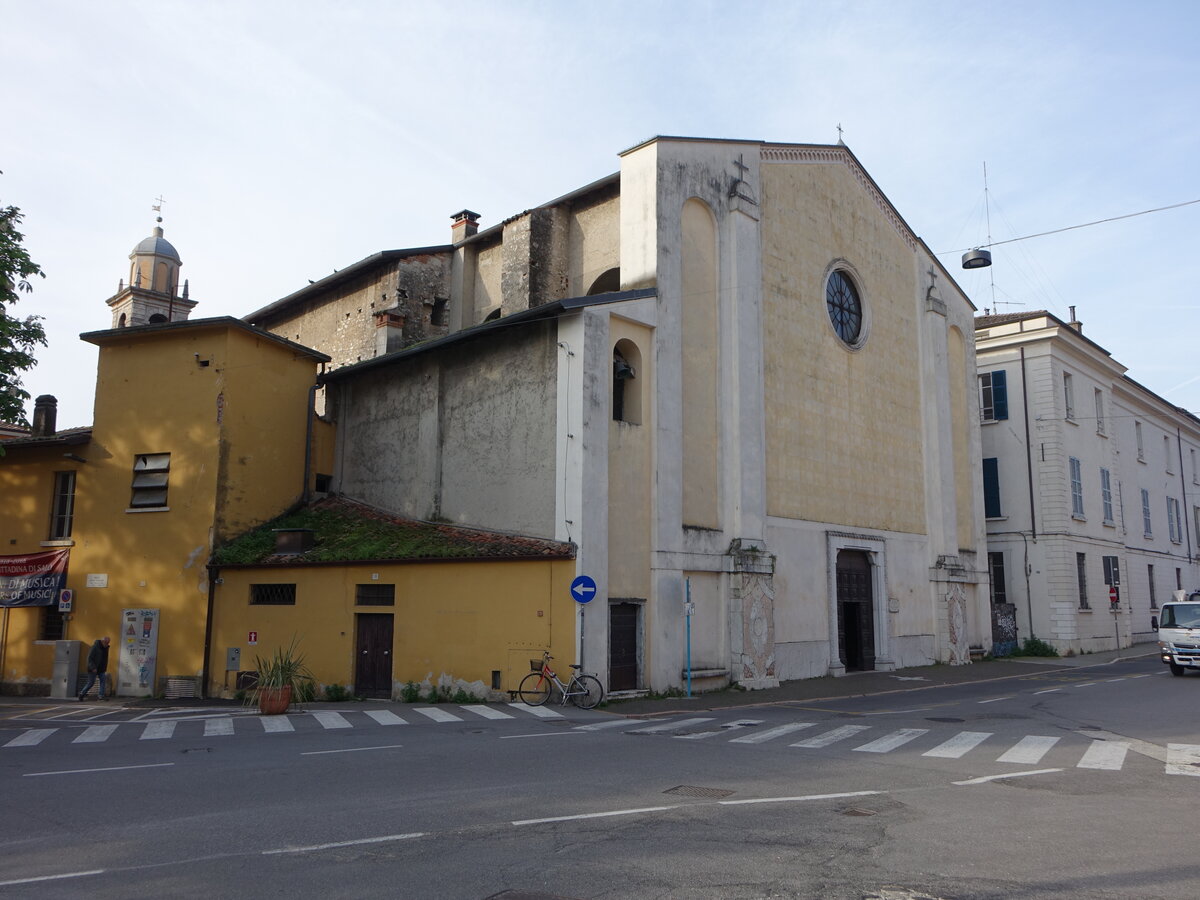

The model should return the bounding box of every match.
[106,214,197,328]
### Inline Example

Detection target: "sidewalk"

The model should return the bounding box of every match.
[605,645,1162,717]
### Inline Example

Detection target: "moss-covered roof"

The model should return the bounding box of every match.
[213,495,575,567]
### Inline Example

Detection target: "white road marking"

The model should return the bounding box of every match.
[203,718,234,737]
[923,731,992,759]
[301,744,404,756]
[730,722,816,744]
[364,710,407,726]
[412,707,462,723]
[997,735,1059,764]
[0,870,106,887]
[1074,682,1099,688]
[574,720,630,732]
[675,720,763,741]
[1077,740,1129,770]
[500,731,583,740]
[627,717,715,734]
[513,805,678,826]
[1105,678,1125,683]
[4,728,56,748]
[1032,688,1061,695]
[954,768,1062,785]
[790,725,872,748]
[516,704,564,719]
[263,832,425,854]
[312,711,352,730]
[24,762,174,777]
[720,790,885,806]
[140,721,176,740]
[853,728,929,753]
[460,704,513,720]
[1166,743,1200,776]
[977,696,1011,704]
[73,725,119,743]
[259,716,294,733]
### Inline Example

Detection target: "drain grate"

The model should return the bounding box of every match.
[663,785,735,799]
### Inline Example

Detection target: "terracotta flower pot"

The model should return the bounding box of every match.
[257,685,293,715]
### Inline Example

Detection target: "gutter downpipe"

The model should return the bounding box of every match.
[1020,345,1038,638]
[201,564,217,700]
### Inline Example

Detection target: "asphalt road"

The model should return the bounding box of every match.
[1,655,1197,899]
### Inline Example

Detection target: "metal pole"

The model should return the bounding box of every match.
[685,578,692,698]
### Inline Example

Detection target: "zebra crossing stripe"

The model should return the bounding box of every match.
[260,716,295,733]
[854,728,929,753]
[923,731,992,758]
[204,718,234,737]
[628,718,715,734]
[790,725,872,749]
[140,721,176,740]
[517,704,564,719]
[364,710,407,726]
[1166,743,1200,776]
[461,704,514,720]
[1077,740,1129,770]
[4,728,56,748]
[997,735,1059,764]
[730,722,816,744]
[73,725,119,744]
[575,720,629,732]
[312,712,351,730]
[413,707,463,723]
[675,720,763,741]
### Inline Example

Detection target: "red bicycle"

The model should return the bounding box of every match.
[518,651,604,709]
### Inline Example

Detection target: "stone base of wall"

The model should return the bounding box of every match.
[0,681,51,697]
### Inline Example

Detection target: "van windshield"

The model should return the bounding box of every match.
[1161,604,1200,629]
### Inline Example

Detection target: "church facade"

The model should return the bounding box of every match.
[271,137,989,693]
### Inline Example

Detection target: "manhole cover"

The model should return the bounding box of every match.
[663,785,735,799]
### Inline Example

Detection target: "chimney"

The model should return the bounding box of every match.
[451,209,480,243]
[31,395,57,438]
[1067,305,1082,333]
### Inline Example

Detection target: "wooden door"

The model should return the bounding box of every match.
[836,550,875,671]
[608,602,640,692]
[354,613,394,698]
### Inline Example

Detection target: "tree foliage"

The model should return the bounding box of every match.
[0,202,47,426]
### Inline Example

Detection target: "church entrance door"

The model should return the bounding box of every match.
[836,550,875,671]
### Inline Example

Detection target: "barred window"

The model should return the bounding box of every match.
[40,605,65,641]
[250,584,296,605]
[355,584,395,606]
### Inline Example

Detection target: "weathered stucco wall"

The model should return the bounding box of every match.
[568,190,621,296]
[335,323,560,538]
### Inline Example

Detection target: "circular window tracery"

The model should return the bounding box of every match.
[825,269,863,346]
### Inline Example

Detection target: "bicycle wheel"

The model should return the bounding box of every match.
[570,674,604,710]
[519,672,552,706]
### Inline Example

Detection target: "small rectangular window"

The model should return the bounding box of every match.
[1063,372,1075,421]
[979,371,1008,423]
[49,471,76,539]
[1148,564,1157,609]
[1142,489,1153,537]
[1166,436,1174,474]
[250,584,296,605]
[355,584,395,606]
[988,551,1007,605]
[1076,552,1089,610]
[1100,468,1113,524]
[1167,496,1182,543]
[1094,388,1105,435]
[1102,555,1120,587]
[130,452,170,509]
[1069,457,1084,518]
[982,458,1002,518]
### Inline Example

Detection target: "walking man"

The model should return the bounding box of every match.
[78,636,111,701]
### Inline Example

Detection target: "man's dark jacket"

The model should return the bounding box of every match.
[87,640,109,674]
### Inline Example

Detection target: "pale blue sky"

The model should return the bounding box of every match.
[5,0,1199,427]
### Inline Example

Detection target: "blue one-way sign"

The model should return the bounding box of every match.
[570,575,597,604]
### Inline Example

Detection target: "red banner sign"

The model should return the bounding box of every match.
[0,549,70,607]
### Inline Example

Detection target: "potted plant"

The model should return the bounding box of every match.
[248,637,315,715]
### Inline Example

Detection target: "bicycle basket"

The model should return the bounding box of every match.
[530,658,543,672]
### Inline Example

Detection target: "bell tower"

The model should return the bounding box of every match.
[106,204,197,328]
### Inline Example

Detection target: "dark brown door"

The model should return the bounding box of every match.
[355,613,394,698]
[836,550,875,671]
[609,602,640,692]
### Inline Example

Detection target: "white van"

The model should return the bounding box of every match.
[1158,592,1200,676]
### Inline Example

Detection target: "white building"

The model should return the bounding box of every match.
[976,309,1200,654]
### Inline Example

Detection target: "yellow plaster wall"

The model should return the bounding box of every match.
[761,162,926,534]
[209,558,577,697]
[608,321,653,602]
[680,198,720,528]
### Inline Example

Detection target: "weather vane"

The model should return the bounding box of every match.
[152,195,166,223]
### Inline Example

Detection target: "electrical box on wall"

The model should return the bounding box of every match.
[226,647,240,671]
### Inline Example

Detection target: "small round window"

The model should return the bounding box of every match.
[825,269,863,346]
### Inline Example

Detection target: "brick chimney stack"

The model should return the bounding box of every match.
[32,395,57,438]
[451,209,480,243]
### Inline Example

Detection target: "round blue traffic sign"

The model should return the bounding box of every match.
[570,575,597,604]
